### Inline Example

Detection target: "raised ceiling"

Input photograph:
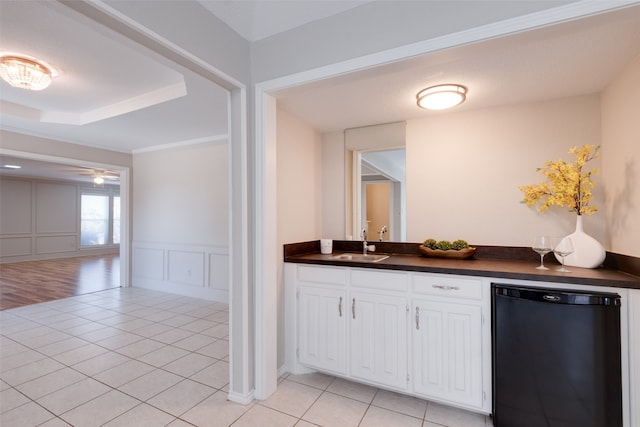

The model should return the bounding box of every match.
[0,1,228,154]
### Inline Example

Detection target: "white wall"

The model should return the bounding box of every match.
[103,0,250,85]
[133,142,228,245]
[131,141,230,301]
[602,55,640,257]
[406,94,603,246]
[276,108,323,366]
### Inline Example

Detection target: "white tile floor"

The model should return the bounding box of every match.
[1,288,493,426]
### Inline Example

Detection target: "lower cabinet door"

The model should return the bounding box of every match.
[412,299,483,408]
[350,292,408,390]
[298,286,347,375]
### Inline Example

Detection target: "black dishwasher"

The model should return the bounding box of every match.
[492,284,622,427]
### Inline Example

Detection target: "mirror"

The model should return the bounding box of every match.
[359,149,406,241]
[345,122,406,241]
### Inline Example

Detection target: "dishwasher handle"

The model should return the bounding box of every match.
[493,284,620,306]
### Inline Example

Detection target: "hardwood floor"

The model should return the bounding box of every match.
[0,253,120,310]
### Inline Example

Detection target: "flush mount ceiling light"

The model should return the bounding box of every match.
[416,84,467,110]
[0,55,54,90]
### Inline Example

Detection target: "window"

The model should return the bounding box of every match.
[80,193,120,247]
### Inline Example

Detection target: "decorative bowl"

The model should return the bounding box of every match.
[418,246,476,259]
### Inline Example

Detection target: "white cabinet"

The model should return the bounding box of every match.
[412,299,482,407]
[298,286,347,375]
[410,273,485,408]
[285,263,491,414]
[287,261,636,421]
[350,291,408,389]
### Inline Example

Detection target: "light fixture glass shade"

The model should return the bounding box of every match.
[93,176,105,185]
[0,55,53,90]
[417,84,467,110]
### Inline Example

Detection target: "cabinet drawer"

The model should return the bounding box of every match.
[298,265,347,286]
[412,274,482,300]
[351,268,408,291]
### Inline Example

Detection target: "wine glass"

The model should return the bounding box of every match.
[532,236,553,270]
[553,237,574,272]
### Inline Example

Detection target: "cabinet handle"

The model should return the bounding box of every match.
[432,284,459,291]
[338,297,343,317]
[415,307,420,330]
[352,298,356,319]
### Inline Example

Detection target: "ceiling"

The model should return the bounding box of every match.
[274,5,640,132]
[0,1,639,183]
[198,0,374,42]
[0,1,228,154]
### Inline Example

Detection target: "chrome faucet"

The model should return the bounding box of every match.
[361,229,367,254]
[379,225,388,241]
[361,229,375,255]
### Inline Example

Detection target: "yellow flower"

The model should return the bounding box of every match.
[519,145,600,215]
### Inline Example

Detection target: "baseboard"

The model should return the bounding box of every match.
[227,389,255,405]
[277,364,288,378]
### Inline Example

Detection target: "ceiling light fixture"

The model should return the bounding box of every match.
[416,84,467,110]
[0,55,54,91]
[93,176,105,186]
[2,164,22,169]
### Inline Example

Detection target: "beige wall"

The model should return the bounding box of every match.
[276,109,323,244]
[602,55,640,257]
[322,131,346,239]
[406,94,603,246]
[276,107,323,365]
[320,87,640,255]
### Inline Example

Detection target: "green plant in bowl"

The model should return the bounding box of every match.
[451,239,469,250]
[422,238,437,249]
[435,240,452,250]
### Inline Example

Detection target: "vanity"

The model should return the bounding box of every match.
[283,240,640,425]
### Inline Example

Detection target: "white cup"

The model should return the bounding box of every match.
[320,239,333,254]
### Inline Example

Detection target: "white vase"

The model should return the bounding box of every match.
[555,215,606,268]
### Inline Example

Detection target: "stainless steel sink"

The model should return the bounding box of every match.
[330,253,390,263]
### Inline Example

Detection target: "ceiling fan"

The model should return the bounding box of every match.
[63,167,120,185]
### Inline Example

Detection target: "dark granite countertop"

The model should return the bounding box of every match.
[284,241,640,290]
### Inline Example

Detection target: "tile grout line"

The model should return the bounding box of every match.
[1,288,231,426]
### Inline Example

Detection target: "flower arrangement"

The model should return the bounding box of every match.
[519,144,600,215]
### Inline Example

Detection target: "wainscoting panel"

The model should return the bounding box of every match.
[168,250,204,287]
[133,246,165,280]
[36,235,77,254]
[0,237,32,257]
[209,251,230,291]
[1,176,119,262]
[132,241,228,302]
[0,179,32,234]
